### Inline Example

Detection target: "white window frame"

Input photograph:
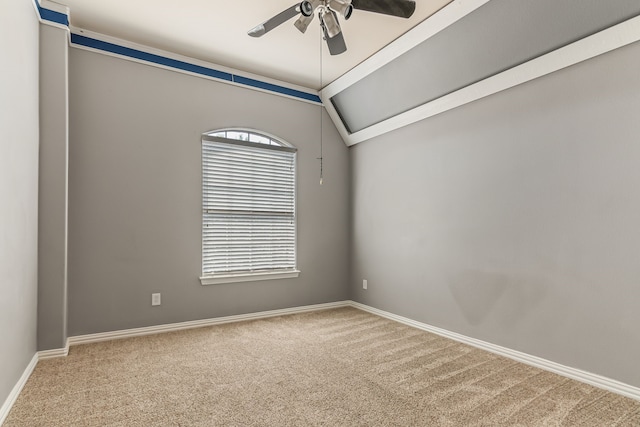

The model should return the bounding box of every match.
[200,129,300,285]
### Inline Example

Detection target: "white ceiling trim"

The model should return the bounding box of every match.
[321,0,640,147]
[322,0,491,97]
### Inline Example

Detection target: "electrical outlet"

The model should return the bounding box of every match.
[151,293,161,306]
[363,279,368,290]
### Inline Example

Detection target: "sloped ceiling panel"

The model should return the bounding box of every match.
[331,0,640,134]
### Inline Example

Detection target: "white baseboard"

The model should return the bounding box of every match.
[0,353,38,426]
[349,301,640,402]
[25,299,639,403]
[68,301,351,346]
[38,346,69,360]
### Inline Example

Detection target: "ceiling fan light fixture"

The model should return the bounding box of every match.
[329,0,353,20]
[321,9,341,38]
[300,1,314,17]
[295,0,321,33]
[294,15,312,33]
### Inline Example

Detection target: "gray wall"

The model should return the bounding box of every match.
[0,0,39,408]
[350,41,640,388]
[38,24,69,351]
[67,48,350,336]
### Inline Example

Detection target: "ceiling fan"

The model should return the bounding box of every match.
[248,0,416,55]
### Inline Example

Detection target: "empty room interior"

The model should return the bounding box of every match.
[2,0,640,425]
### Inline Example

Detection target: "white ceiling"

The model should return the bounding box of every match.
[51,0,452,89]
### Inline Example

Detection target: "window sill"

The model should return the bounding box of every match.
[200,270,300,285]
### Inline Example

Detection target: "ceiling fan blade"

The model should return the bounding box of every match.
[294,14,313,33]
[248,3,302,37]
[351,0,416,18]
[326,31,347,55]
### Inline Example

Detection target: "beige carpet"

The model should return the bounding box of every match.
[5,307,640,426]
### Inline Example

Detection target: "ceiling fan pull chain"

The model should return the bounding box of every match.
[318,29,324,186]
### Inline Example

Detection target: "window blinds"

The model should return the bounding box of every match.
[202,136,297,276]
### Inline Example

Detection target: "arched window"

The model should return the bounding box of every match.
[200,129,299,285]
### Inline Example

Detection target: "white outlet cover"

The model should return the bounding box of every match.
[363,280,368,290]
[151,293,161,306]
